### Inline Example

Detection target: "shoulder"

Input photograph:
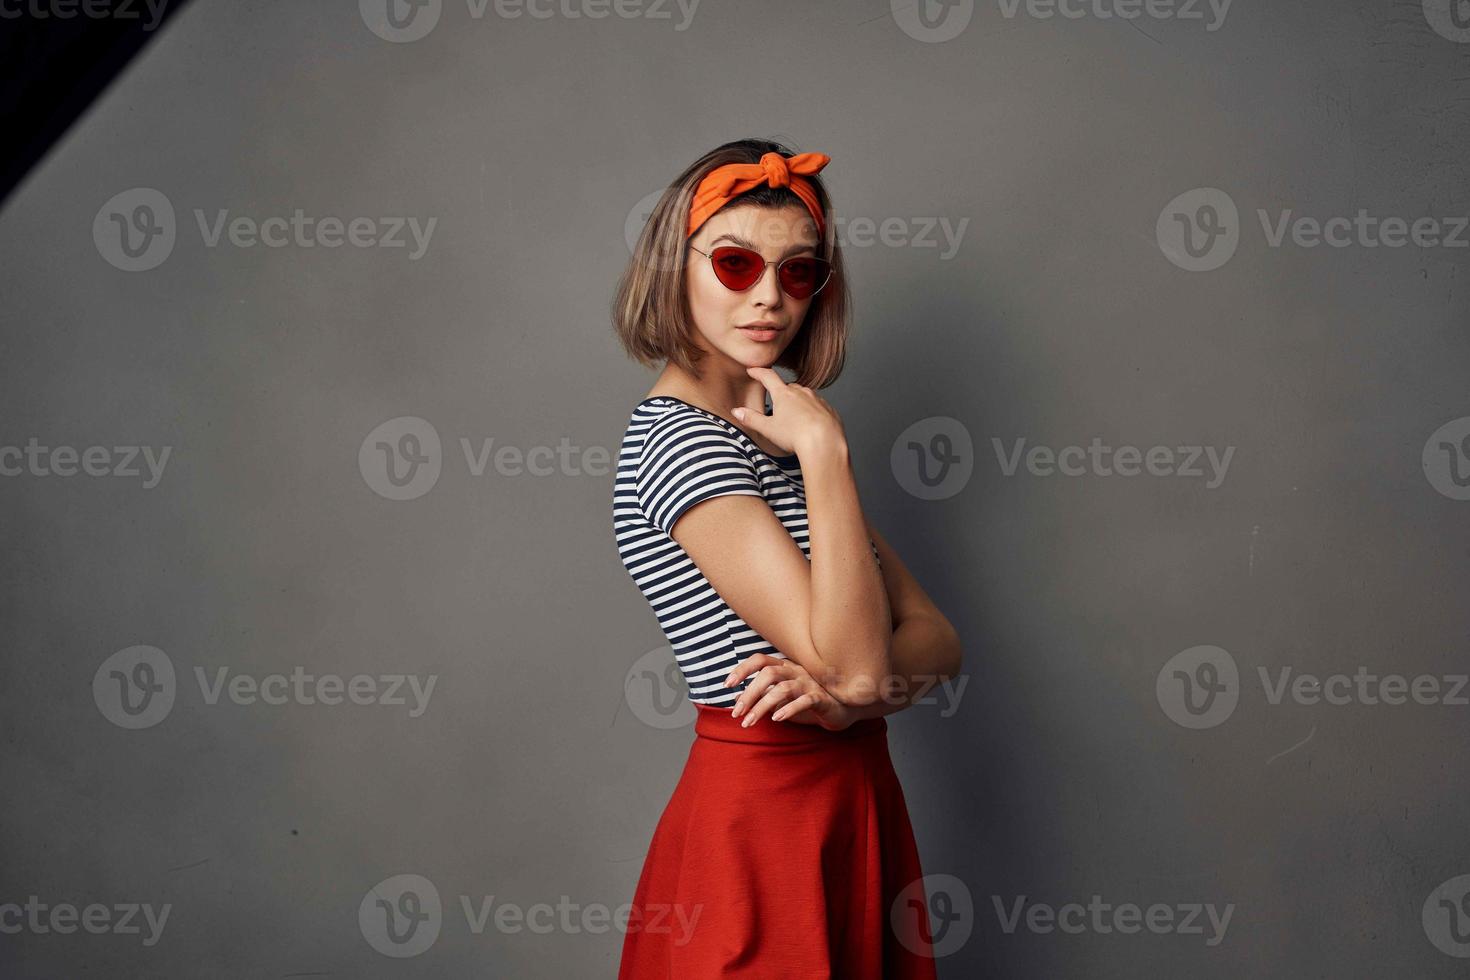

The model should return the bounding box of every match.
[640,400,749,459]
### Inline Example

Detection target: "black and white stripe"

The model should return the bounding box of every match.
[612,396,824,708]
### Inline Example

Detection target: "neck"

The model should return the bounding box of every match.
[652,360,772,418]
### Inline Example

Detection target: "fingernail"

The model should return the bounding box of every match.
[732,408,745,419]
[741,715,753,727]
[723,674,735,687]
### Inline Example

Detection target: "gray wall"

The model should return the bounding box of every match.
[2,0,1468,976]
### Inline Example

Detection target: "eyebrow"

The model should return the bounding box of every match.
[708,233,818,257]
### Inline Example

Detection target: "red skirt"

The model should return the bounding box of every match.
[617,703,939,980]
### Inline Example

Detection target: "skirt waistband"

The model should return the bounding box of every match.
[694,702,887,746]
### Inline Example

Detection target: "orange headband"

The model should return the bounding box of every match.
[686,150,831,240]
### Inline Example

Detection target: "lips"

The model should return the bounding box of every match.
[737,322,782,342]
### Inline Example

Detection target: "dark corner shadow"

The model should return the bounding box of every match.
[0,0,196,210]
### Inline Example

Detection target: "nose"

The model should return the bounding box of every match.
[750,259,784,308]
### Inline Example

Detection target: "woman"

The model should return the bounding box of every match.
[610,137,963,978]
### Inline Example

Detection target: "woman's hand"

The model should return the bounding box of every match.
[724,654,855,731]
[731,366,848,460]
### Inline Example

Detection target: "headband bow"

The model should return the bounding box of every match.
[687,150,831,239]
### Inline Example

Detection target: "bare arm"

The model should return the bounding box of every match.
[673,463,891,706]
[793,432,894,698]
[727,518,964,727]
[667,368,893,704]
[827,521,963,720]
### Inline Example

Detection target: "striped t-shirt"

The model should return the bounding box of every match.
[612,395,879,708]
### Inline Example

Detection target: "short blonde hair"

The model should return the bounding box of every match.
[612,138,850,389]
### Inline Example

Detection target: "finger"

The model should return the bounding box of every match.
[743,365,788,399]
[730,664,788,718]
[740,680,798,727]
[724,654,782,689]
[771,691,817,722]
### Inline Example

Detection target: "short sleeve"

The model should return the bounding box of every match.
[636,410,763,535]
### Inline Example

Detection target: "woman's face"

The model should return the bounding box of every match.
[683,203,819,373]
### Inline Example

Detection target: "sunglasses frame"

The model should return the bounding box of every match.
[687,242,834,300]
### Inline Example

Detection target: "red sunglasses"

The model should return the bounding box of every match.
[687,243,833,301]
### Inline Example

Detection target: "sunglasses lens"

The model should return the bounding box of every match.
[709,247,764,291]
[704,246,831,299]
[778,257,831,300]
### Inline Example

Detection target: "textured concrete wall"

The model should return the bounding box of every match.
[1,0,1468,975]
